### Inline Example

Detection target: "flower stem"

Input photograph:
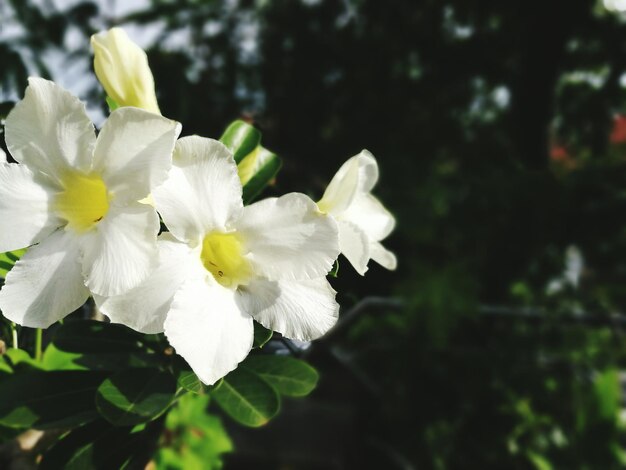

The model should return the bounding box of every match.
[11,323,18,349]
[35,329,42,361]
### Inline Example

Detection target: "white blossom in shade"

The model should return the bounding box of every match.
[317,150,397,275]
[96,136,340,385]
[91,28,161,114]
[0,78,181,328]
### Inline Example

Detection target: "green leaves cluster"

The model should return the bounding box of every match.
[0,317,318,466]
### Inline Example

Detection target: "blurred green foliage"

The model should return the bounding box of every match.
[5,0,626,468]
[156,394,232,470]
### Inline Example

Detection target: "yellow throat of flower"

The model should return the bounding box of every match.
[55,172,110,233]
[201,231,251,288]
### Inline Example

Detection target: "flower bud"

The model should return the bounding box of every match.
[91,28,161,114]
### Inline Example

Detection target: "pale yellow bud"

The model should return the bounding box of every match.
[91,28,161,114]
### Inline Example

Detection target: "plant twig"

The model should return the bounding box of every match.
[34,329,42,362]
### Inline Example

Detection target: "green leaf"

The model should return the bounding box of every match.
[0,248,26,278]
[219,120,261,163]
[177,370,207,395]
[106,96,120,112]
[211,367,280,427]
[40,420,134,470]
[243,355,319,397]
[0,358,11,374]
[53,320,143,354]
[96,368,176,426]
[41,417,164,470]
[253,321,273,349]
[0,101,16,120]
[0,370,107,429]
[75,351,161,372]
[219,120,282,202]
[242,150,282,204]
[3,347,42,371]
[172,356,207,394]
[329,259,339,278]
[42,344,85,371]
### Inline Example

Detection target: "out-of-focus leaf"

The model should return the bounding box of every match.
[241,149,282,204]
[526,451,553,470]
[593,368,620,421]
[156,393,233,470]
[0,248,26,278]
[253,321,273,349]
[96,368,176,426]
[53,320,143,354]
[211,367,280,427]
[243,355,319,397]
[220,120,261,163]
[0,370,107,429]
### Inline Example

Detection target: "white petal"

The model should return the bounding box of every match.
[343,193,395,241]
[153,136,242,242]
[237,193,339,280]
[94,234,194,334]
[5,78,95,181]
[80,202,159,296]
[0,149,6,163]
[164,276,253,385]
[93,107,181,203]
[318,150,379,215]
[0,230,89,328]
[337,220,370,275]
[0,163,61,252]
[238,277,339,341]
[370,241,397,271]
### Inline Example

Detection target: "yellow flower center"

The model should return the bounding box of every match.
[55,172,110,233]
[200,231,251,288]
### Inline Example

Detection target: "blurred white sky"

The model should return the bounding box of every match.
[0,0,257,125]
[1,0,155,123]
[604,0,626,12]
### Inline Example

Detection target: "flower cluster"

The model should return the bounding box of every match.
[0,28,396,385]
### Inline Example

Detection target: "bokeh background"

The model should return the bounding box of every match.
[6,0,626,468]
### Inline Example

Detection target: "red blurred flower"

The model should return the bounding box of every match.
[549,145,577,170]
[610,114,626,144]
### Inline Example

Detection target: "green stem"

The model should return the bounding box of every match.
[35,328,42,361]
[11,323,18,349]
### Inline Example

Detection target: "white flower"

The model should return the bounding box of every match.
[97,136,340,385]
[91,28,160,114]
[317,150,397,275]
[0,78,181,328]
